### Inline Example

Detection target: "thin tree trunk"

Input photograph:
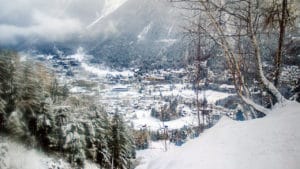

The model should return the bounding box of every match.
[196,89,201,133]
[198,0,287,115]
[248,0,287,104]
[274,0,287,87]
[196,15,202,133]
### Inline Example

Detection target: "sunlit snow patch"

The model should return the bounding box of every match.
[86,0,129,29]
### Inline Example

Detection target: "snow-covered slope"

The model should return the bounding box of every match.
[0,139,99,169]
[0,140,69,169]
[145,101,300,169]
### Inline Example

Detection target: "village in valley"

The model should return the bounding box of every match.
[27,47,247,152]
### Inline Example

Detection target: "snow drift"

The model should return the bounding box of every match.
[146,101,300,169]
[0,140,70,169]
[0,139,100,169]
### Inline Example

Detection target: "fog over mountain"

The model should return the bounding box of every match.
[0,0,117,44]
[0,0,178,43]
[0,0,186,68]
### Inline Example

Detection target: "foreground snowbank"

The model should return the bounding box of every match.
[145,101,300,169]
[0,140,70,169]
[0,139,99,169]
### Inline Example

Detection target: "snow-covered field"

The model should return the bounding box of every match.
[137,101,300,169]
[132,109,198,130]
[130,89,232,130]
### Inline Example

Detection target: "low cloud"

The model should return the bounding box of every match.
[0,0,178,45]
[0,11,82,44]
[0,0,102,45]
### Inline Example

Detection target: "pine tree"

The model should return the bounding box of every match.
[0,51,19,120]
[94,113,111,168]
[0,62,6,122]
[63,122,86,168]
[62,84,69,100]
[50,78,60,103]
[36,100,54,150]
[0,98,5,130]
[108,113,135,169]
[16,62,41,134]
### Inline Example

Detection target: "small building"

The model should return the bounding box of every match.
[111,86,129,92]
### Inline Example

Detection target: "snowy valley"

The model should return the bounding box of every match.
[1,0,300,169]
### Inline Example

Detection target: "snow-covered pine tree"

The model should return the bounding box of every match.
[50,78,60,104]
[63,122,86,168]
[0,55,6,126]
[36,99,54,151]
[46,107,66,152]
[0,51,20,131]
[0,89,5,131]
[16,62,41,134]
[108,113,135,169]
[0,98,5,130]
[93,113,111,168]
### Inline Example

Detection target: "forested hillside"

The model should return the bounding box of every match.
[0,50,135,169]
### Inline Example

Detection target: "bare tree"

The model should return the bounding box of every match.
[172,0,296,115]
[262,0,296,87]
[184,20,213,131]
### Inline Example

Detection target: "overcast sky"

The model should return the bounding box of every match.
[0,0,181,46]
[0,0,120,45]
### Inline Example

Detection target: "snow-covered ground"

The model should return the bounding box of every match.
[137,101,300,169]
[131,89,232,130]
[0,140,70,169]
[136,141,178,169]
[0,139,99,169]
[132,109,198,130]
[138,22,153,41]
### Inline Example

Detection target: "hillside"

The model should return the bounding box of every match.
[144,101,300,169]
[0,138,99,169]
